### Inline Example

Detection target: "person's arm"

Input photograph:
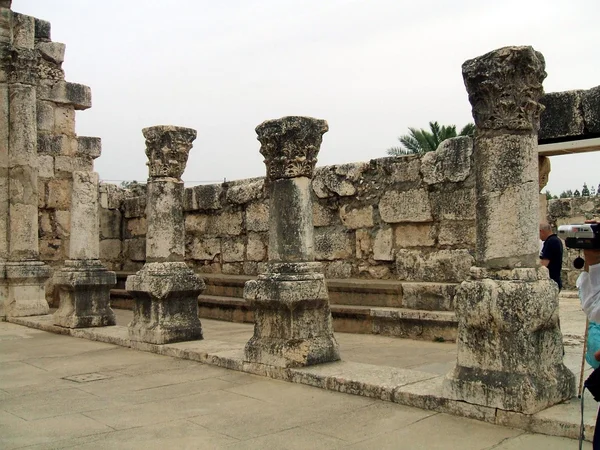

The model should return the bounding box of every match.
[539,239,555,267]
[580,250,600,322]
[540,258,550,267]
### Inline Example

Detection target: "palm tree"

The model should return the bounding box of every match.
[387,121,475,156]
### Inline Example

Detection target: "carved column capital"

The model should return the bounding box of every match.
[142,125,197,180]
[462,46,547,132]
[256,116,328,180]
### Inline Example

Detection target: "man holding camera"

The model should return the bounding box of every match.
[540,222,564,291]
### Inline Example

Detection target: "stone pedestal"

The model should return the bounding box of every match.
[3,261,50,317]
[244,116,339,367]
[126,125,203,344]
[443,47,575,414]
[53,171,116,328]
[53,260,115,328]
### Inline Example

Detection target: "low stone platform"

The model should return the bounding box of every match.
[6,296,595,443]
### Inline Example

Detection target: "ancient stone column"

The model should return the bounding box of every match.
[53,171,116,327]
[126,125,204,344]
[443,47,574,414]
[244,116,340,367]
[0,6,50,318]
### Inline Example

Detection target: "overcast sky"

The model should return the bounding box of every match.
[17,0,600,195]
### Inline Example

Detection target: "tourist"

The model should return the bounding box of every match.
[578,247,600,448]
[539,223,564,291]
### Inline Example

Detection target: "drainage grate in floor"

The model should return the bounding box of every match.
[62,373,112,383]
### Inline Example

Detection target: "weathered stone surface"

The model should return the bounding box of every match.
[312,167,356,198]
[37,154,54,178]
[355,229,371,259]
[582,85,600,134]
[127,262,204,344]
[245,202,269,232]
[421,137,473,185]
[145,181,185,262]
[314,227,352,260]
[36,100,54,131]
[437,220,476,247]
[3,261,50,317]
[77,136,101,159]
[323,260,352,278]
[37,134,77,156]
[379,189,432,223]
[123,196,146,218]
[124,238,145,262]
[125,217,146,238]
[339,204,373,229]
[36,41,65,65]
[99,239,121,261]
[313,202,337,227]
[69,172,99,259]
[12,13,35,49]
[256,116,327,181]
[188,184,222,211]
[373,226,393,261]
[222,237,245,263]
[539,90,584,140]
[53,260,116,328]
[401,282,456,311]
[207,211,243,236]
[98,208,121,239]
[34,18,51,40]
[226,179,264,205]
[370,156,421,183]
[396,249,473,282]
[246,232,266,261]
[46,178,71,209]
[37,81,92,110]
[462,46,546,132]
[143,125,196,180]
[394,223,435,248]
[538,155,550,191]
[184,213,207,235]
[54,155,93,174]
[189,237,220,261]
[443,276,575,414]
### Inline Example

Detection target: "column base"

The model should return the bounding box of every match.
[53,260,116,328]
[244,264,340,368]
[442,270,575,414]
[2,261,50,318]
[126,262,204,345]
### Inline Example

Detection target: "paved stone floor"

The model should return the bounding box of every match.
[0,294,593,449]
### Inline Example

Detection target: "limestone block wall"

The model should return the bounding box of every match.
[31,16,100,303]
[112,136,477,282]
[547,196,600,289]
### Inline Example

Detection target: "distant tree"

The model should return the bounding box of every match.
[387,121,475,156]
[592,185,597,196]
[574,189,581,197]
[597,183,600,196]
[582,183,590,196]
[545,190,553,200]
[559,190,573,198]
[120,180,146,197]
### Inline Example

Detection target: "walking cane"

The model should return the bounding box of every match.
[579,317,590,398]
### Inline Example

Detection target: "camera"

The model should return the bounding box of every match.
[557,224,600,249]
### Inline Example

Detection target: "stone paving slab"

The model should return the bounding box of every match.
[6,309,596,443]
[0,319,592,449]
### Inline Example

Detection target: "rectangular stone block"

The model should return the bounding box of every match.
[206,211,243,236]
[54,155,93,174]
[99,239,122,261]
[394,223,435,248]
[430,188,475,221]
[379,189,432,223]
[226,178,264,205]
[246,202,269,232]
[38,81,92,110]
[373,226,393,261]
[99,208,121,239]
[314,227,352,260]
[313,202,337,227]
[125,217,146,238]
[188,237,220,260]
[54,210,70,237]
[222,237,245,262]
[437,220,476,247]
[246,232,267,262]
[340,204,374,229]
[184,213,208,235]
[36,101,54,131]
[34,18,51,40]
[124,238,146,262]
[401,282,456,311]
[123,196,146,218]
[54,105,76,136]
[189,184,222,211]
[39,237,66,261]
[36,41,65,64]
[37,134,77,156]
[77,136,101,159]
[370,155,422,183]
[539,90,585,140]
[46,178,72,209]
[582,85,600,134]
[37,154,54,178]
[355,229,371,259]
[13,13,35,49]
[396,249,474,283]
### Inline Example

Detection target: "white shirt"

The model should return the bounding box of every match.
[578,263,600,322]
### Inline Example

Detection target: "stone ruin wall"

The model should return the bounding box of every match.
[92,137,476,294]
